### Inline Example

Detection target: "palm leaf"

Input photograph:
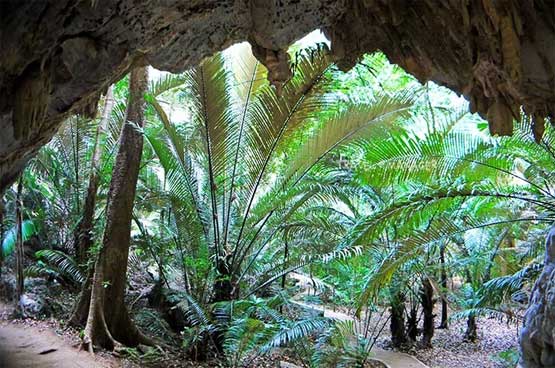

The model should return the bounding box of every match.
[35,249,85,284]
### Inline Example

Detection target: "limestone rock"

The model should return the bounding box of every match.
[0,1,554,193]
[520,226,555,367]
[18,292,51,318]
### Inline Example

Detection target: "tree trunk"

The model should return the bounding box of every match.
[420,277,435,347]
[79,67,152,353]
[212,261,235,304]
[69,86,114,326]
[439,243,448,329]
[15,176,24,302]
[69,266,94,326]
[390,289,408,347]
[69,86,113,325]
[210,258,237,356]
[74,85,114,265]
[280,234,289,315]
[281,234,289,290]
[407,303,418,341]
[520,226,555,367]
[454,236,480,343]
[464,314,478,342]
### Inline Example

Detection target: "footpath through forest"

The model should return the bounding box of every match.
[289,272,429,368]
[0,281,429,368]
[0,302,116,368]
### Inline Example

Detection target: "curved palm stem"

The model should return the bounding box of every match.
[146,99,209,239]
[291,105,413,188]
[458,156,555,200]
[232,211,275,290]
[358,189,554,236]
[367,150,555,201]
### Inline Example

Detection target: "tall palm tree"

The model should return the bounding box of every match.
[74,86,115,264]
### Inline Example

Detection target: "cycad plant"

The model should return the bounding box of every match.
[145,44,416,356]
[346,103,554,343]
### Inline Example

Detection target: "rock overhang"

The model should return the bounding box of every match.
[0,0,553,193]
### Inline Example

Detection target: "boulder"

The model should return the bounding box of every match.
[520,226,555,367]
[18,292,51,318]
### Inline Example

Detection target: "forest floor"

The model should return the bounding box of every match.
[293,299,519,368]
[0,301,404,368]
[409,317,519,368]
[291,273,520,368]
[0,301,119,368]
[0,271,520,368]
[291,299,429,368]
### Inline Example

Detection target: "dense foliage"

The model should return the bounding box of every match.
[0,39,551,367]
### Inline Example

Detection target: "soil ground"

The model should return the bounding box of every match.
[0,302,118,368]
[291,272,520,368]
[0,271,519,368]
[411,318,519,368]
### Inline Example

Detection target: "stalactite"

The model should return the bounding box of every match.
[13,66,51,140]
[1,1,553,195]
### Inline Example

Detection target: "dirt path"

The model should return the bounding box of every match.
[0,303,118,368]
[290,273,429,368]
[0,274,429,368]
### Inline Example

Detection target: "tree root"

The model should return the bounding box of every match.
[81,296,155,355]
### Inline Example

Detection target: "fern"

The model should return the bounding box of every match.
[259,317,330,352]
[34,249,85,284]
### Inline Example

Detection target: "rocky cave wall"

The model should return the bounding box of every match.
[1,1,555,367]
[521,226,555,368]
[1,0,554,194]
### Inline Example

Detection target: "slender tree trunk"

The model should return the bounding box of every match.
[463,314,478,342]
[484,229,508,283]
[390,288,408,347]
[74,85,114,265]
[281,233,289,290]
[463,313,476,339]
[79,67,152,353]
[69,86,114,326]
[15,176,25,304]
[454,237,478,341]
[280,234,289,315]
[462,234,506,343]
[420,277,435,347]
[439,243,449,329]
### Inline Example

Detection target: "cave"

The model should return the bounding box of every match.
[1,1,554,366]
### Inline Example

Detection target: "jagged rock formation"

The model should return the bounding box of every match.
[520,227,555,368]
[1,1,554,193]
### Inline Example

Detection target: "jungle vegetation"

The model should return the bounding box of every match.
[0,39,551,368]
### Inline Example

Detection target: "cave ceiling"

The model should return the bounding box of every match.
[0,0,554,193]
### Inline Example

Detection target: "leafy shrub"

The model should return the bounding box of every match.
[492,348,519,368]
